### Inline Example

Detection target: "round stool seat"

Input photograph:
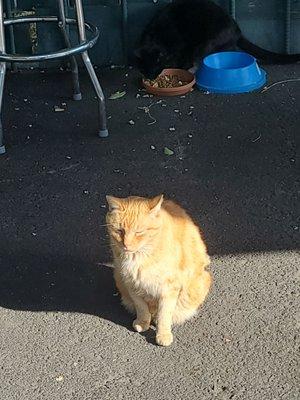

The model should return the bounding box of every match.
[0,17,99,62]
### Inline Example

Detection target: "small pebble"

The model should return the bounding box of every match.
[66,156,71,160]
[169,127,175,131]
[83,190,89,194]
[150,145,156,150]
[227,135,232,139]
[128,120,135,125]
[55,375,64,382]
[188,134,193,138]
[174,109,180,113]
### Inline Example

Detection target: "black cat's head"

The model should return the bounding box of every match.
[135,44,170,80]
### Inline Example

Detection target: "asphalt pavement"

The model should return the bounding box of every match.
[0,64,299,399]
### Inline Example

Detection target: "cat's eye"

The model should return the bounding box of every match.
[135,230,145,236]
[114,228,124,235]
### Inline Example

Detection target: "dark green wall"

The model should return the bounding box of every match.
[5,0,300,68]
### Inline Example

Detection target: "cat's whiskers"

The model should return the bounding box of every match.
[138,243,153,259]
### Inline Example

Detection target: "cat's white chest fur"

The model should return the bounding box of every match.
[119,253,163,298]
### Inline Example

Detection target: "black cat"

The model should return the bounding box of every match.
[136,0,300,79]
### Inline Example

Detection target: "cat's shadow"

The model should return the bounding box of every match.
[0,250,133,330]
[0,250,176,345]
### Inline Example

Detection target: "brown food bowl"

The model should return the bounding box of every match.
[142,68,195,97]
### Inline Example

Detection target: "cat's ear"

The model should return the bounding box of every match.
[149,194,164,216]
[106,195,122,212]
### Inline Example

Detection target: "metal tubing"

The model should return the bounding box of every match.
[5,0,17,71]
[82,52,108,137]
[0,0,6,154]
[74,0,108,137]
[285,0,291,54]
[0,17,99,62]
[230,0,236,19]
[121,0,128,64]
[57,0,81,100]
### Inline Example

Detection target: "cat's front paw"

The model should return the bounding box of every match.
[156,331,173,346]
[133,319,150,333]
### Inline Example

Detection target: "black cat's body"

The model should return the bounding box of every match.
[136,0,300,78]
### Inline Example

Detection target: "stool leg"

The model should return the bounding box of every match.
[0,0,7,154]
[74,0,108,138]
[6,0,17,72]
[58,0,82,101]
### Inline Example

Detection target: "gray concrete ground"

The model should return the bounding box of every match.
[0,65,299,400]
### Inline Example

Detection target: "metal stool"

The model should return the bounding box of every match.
[0,0,108,155]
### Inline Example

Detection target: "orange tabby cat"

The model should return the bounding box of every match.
[106,194,211,346]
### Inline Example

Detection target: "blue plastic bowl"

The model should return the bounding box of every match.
[196,51,266,94]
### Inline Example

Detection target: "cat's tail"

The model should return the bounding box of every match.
[238,36,300,64]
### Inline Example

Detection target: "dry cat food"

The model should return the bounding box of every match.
[144,75,189,88]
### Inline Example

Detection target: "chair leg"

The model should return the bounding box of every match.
[58,0,82,101]
[74,0,108,137]
[0,0,7,154]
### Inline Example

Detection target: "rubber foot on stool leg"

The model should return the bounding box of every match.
[0,145,6,154]
[73,93,82,101]
[98,129,109,138]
